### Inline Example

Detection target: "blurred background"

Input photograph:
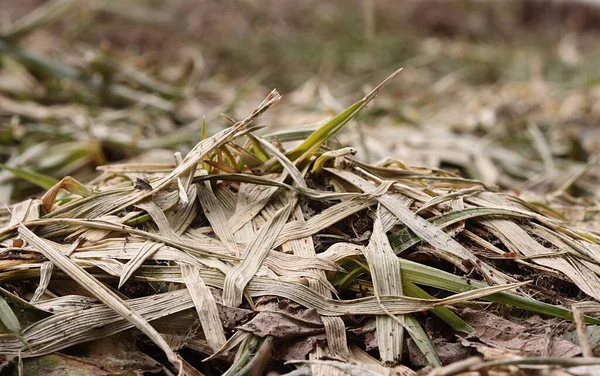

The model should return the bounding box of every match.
[2,0,600,214]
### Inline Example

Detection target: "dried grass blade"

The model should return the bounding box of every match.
[252,135,307,188]
[432,281,530,306]
[174,152,191,204]
[30,218,234,259]
[213,184,237,215]
[119,241,163,288]
[415,186,483,214]
[135,200,182,241]
[308,345,347,376]
[389,206,532,254]
[167,185,198,235]
[30,261,53,303]
[362,206,404,363]
[194,173,359,201]
[181,263,227,352]
[203,330,251,362]
[18,225,183,374]
[247,277,521,316]
[32,295,97,313]
[289,359,393,375]
[7,199,33,228]
[3,289,194,357]
[350,345,415,376]
[223,199,293,307]
[228,179,283,234]
[196,183,238,255]
[41,176,92,213]
[96,163,175,173]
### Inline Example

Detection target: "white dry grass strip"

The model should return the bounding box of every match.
[571,301,600,358]
[119,241,164,288]
[229,181,281,234]
[135,200,183,241]
[74,237,335,278]
[317,242,364,263]
[350,345,415,376]
[167,185,199,235]
[213,184,237,215]
[32,295,98,313]
[6,199,34,228]
[203,330,251,362]
[247,277,529,316]
[18,225,184,375]
[96,163,175,174]
[196,183,238,255]
[75,240,199,263]
[29,261,53,303]
[193,173,362,201]
[253,135,308,189]
[287,359,403,376]
[173,151,192,204]
[223,199,293,306]
[362,206,404,363]
[0,289,194,357]
[181,263,226,352]
[25,218,237,260]
[98,259,529,315]
[415,186,484,214]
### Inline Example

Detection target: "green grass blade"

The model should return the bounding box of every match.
[285,100,364,163]
[0,294,21,335]
[399,259,600,325]
[285,68,402,165]
[403,280,473,334]
[404,314,442,368]
[337,258,600,325]
[0,163,59,189]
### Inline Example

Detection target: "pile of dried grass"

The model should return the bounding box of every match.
[1,70,600,375]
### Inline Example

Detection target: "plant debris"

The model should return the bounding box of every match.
[2,1,600,376]
[0,69,600,375]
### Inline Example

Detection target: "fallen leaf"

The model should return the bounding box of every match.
[462,309,581,357]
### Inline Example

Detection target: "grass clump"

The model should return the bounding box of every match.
[1,70,600,375]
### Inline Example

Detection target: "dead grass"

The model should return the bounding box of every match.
[1,1,600,376]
